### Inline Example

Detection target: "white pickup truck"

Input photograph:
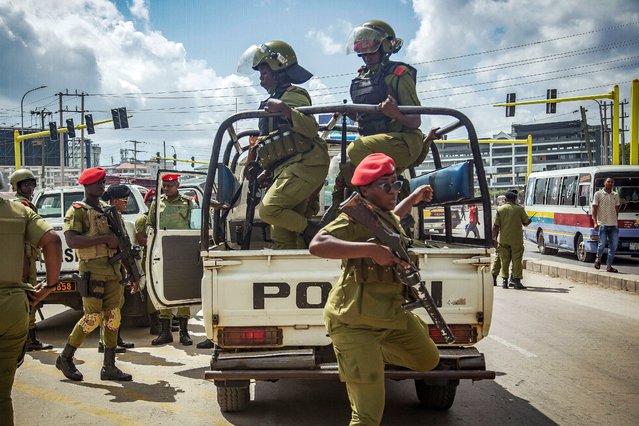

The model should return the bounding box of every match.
[32,184,150,324]
[147,105,496,413]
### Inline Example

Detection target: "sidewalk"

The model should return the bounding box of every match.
[524,258,639,294]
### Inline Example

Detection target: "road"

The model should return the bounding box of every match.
[11,271,639,425]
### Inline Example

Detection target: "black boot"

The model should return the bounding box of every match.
[511,278,527,290]
[98,341,126,353]
[171,318,179,332]
[179,318,193,346]
[302,221,321,246]
[151,319,173,345]
[149,311,161,335]
[502,278,509,289]
[492,274,498,287]
[117,330,134,349]
[26,328,53,352]
[196,338,215,349]
[55,343,83,381]
[100,347,132,381]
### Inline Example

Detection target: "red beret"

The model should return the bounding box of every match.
[161,173,180,182]
[351,153,396,186]
[78,167,106,185]
[143,189,156,204]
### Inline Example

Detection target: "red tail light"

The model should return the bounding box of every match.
[428,324,477,344]
[218,327,282,347]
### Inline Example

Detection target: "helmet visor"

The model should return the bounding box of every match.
[346,26,384,55]
[237,44,261,74]
[237,44,291,74]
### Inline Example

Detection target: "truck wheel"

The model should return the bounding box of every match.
[575,235,596,262]
[216,385,249,412]
[414,380,457,410]
[537,230,558,255]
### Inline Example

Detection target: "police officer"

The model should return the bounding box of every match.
[237,40,330,247]
[492,190,531,289]
[0,171,62,425]
[96,184,135,353]
[309,153,439,425]
[56,167,132,381]
[331,20,431,207]
[9,168,54,351]
[148,174,194,346]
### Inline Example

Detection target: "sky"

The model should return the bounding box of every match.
[1,0,638,169]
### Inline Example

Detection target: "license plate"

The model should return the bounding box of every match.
[630,242,639,251]
[53,280,76,292]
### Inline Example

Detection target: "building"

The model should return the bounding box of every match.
[417,120,602,189]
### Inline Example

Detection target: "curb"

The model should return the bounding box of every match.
[523,258,639,294]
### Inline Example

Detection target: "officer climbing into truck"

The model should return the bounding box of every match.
[9,168,54,352]
[237,40,330,248]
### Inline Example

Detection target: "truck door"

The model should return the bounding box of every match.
[146,171,207,309]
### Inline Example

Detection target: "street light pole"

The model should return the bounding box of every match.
[20,85,47,167]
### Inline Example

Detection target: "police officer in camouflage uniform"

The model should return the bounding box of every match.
[9,168,54,351]
[237,40,330,248]
[310,154,439,425]
[331,20,430,208]
[56,167,132,381]
[0,171,62,425]
[148,174,195,346]
[492,190,531,290]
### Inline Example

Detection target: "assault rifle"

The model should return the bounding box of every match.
[340,193,456,344]
[103,205,144,288]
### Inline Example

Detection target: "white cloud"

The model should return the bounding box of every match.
[129,0,150,23]
[306,29,343,55]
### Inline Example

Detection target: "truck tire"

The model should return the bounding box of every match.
[216,385,249,412]
[575,235,595,262]
[414,380,458,410]
[537,230,558,255]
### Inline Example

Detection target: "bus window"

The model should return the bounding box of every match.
[578,184,591,206]
[534,178,547,204]
[547,177,561,205]
[560,175,578,206]
[525,178,535,206]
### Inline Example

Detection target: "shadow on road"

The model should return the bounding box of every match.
[519,286,570,293]
[71,379,185,403]
[221,378,558,425]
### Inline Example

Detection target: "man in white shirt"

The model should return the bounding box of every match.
[592,177,620,273]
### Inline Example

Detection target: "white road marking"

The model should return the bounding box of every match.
[488,335,538,358]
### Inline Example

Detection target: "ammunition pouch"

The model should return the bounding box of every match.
[256,125,314,170]
[77,272,105,299]
[357,116,391,136]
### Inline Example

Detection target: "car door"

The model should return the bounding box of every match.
[146,171,207,309]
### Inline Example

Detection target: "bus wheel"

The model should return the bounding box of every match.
[576,235,595,262]
[537,231,558,255]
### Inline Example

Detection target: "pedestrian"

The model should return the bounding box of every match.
[592,177,620,273]
[465,204,480,238]
[56,167,133,381]
[96,184,135,353]
[1,170,62,425]
[9,168,54,351]
[148,174,195,346]
[492,189,531,289]
[330,20,436,209]
[237,40,330,248]
[460,204,466,220]
[309,153,439,425]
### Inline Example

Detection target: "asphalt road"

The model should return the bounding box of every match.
[11,271,639,425]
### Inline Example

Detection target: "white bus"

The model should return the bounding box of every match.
[524,166,639,262]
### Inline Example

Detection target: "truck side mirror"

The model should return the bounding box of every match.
[578,195,587,206]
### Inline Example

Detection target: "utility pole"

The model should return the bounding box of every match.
[163,141,167,169]
[620,99,628,165]
[580,106,593,166]
[31,108,53,186]
[80,92,86,171]
[58,92,64,185]
[126,140,146,177]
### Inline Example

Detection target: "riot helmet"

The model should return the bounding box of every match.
[237,41,313,84]
[10,168,36,192]
[346,20,403,56]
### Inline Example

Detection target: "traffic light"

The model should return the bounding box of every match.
[49,122,58,141]
[66,118,75,138]
[156,151,161,164]
[546,89,557,114]
[191,156,195,168]
[85,114,95,134]
[173,153,177,166]
[505,93,516,117]
[111,107,129,129]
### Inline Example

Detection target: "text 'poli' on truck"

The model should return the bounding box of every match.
[146,104,496,413]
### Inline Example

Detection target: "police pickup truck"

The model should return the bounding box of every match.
[147,104,496,413]
[32,184,150,324]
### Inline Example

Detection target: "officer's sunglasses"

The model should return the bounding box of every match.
[375,180,403,193]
